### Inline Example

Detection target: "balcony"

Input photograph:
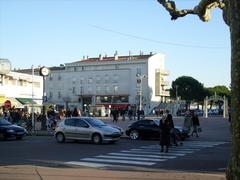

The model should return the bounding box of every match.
[160,70,170,76]
[160,91,170,96]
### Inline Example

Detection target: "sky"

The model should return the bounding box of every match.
[0,0,231,88]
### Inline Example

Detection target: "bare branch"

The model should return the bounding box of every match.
[157,0,227,22]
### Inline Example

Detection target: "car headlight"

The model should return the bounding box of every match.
[7,129,15,133]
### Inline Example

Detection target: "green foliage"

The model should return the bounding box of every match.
[170,76,206,103]
[206,85,231,98]
[170,76,230,104]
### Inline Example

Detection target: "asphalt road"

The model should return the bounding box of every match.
[0,116,231,178]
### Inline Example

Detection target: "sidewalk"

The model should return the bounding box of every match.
[0,165,226,180]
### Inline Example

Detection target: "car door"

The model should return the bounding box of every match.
[74,118,91,140]
[141,120,160,138]
[64,118,77,139]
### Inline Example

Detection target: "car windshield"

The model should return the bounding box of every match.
[0,119,12,126]
[84,118,106,127]
[153,119,160,126]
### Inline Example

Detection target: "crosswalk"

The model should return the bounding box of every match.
[65,141,227,168]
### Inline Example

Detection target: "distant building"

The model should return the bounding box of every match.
[44,52,170,115]
[0,66,43,112]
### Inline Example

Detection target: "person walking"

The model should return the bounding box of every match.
[191,112,200,137]
[165,111,179,146]
[159,114,171,153]
[183,110,193,134]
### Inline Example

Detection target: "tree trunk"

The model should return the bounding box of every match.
[226,1,240,179]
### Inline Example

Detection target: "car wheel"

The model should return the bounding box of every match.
[129,130,139,140]
[92,134,102,144]
[56,132,65,143]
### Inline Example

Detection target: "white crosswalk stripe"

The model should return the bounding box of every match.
[65,141,227,168]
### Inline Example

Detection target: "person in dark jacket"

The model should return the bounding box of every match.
[191,112,200,137]
[159,114,171,153]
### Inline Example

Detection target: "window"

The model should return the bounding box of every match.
[80,77,84,84]
[49,74,53,80]
[80,86,84,94]
[75,119,89,128]
[96,86,101,93]
[105,86,110,93]
[64,118,75,126]
[113,86,118,93]
[88,86,93,94]
[58,74,61,80]
[58,91,61,98]
[72,78,76,85]
[113,74,118,83]
[72,87,75,94]
[88,77,93,84]
[105,75,110,83]
[96,76,101,84]
[49,92,53,98]
[137,68,142,75]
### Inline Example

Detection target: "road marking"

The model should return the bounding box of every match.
[130,148,193,154]
[65,141,228,168]
[108,153,176,159]
[97,155,167,162]
[66,161,109,167]
[121,150,185,156]
[140,146,200,151]
[81,158,155,165]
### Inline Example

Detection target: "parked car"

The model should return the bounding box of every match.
[55,117,122,144]
[0,118,28,140]
[125,119,189,140]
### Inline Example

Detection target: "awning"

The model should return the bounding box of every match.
[0,96,23,108]
[16,98,37,105]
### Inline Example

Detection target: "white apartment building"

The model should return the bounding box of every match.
[46,52,170,115]
[0,70,43,111]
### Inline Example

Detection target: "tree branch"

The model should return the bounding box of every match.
[157,0,227,23]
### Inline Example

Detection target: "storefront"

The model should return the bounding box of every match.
[0,96,23,109]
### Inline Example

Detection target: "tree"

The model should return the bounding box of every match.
[157,1,239,179]
[207,85,231,98]
[171,76,206,109]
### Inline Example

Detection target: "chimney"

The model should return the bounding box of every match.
[150,52,153,55]
[83,56,85,60]
[99,54,103,60]
[114,51,118,60]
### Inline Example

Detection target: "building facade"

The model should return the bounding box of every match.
[45,52,170,115]
[0,70,43,111]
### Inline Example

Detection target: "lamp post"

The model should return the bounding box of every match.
[136,74,147,111]
[175,85,178,100]
[31,65,35,133]
[39,66,49,130]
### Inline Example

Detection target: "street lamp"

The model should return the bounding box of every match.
[31,65,34,133]
[136,74,147,111]
[175,85,178,100]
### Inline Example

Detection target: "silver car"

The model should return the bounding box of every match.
[55,117,122,144]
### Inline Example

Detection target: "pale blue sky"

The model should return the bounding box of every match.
[0,0,230,87]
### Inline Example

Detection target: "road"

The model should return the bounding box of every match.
[0,116,231,179]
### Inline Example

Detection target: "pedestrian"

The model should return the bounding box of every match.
[111,108,118,123]
[159,114,171,153]
[191,112,200,137]
[165,110,179,146]
[183,110,193,134]
[128,108,133,121]
[72,107,80,117]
